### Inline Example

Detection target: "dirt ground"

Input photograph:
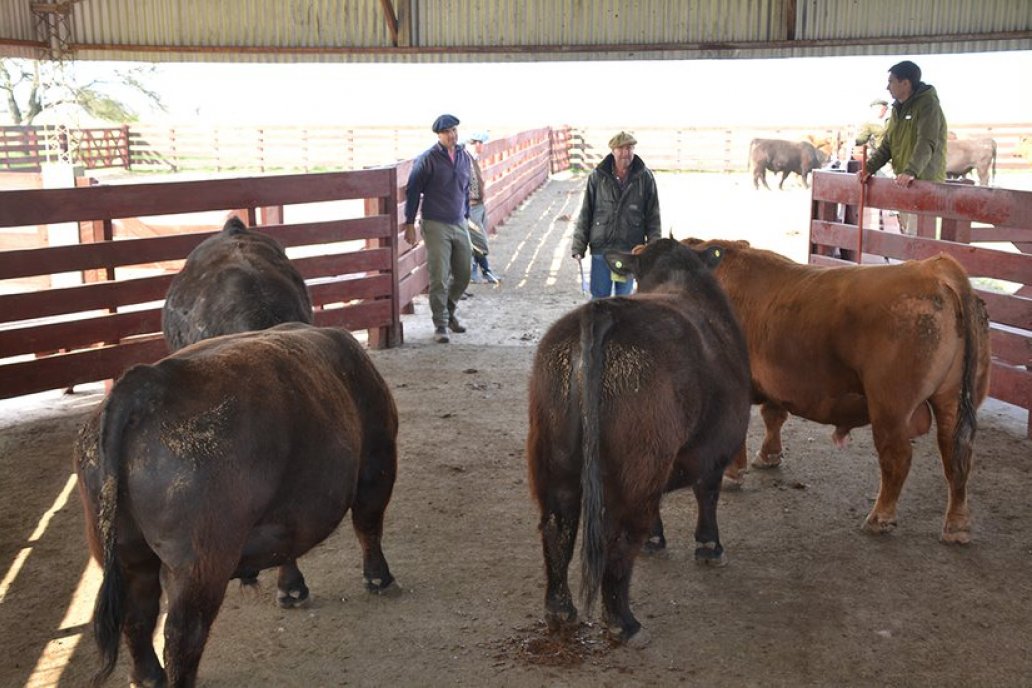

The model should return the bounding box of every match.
[1,172,1031,688]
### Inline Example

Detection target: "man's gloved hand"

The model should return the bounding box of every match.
[402,223,419,246]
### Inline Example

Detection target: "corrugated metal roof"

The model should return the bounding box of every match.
[1,0,1029,64]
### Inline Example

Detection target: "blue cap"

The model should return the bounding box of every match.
[432,114,460,132]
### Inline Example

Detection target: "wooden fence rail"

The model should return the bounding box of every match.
[5,122,1028,176]
[808,170,1032,436]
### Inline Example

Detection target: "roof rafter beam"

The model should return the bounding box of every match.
[59,29,1032,59]
[379,0,399,48]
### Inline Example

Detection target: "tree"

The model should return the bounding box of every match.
[0,58,165,126]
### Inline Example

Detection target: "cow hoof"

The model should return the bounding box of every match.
[624,627,651,649]
[722,472,746,490]
[277,585,310,609]
[751,452,783,469]
[861,515,897,535]
[364,574,398,595]
[642,534,667,554]
[606,618,644,645]
[544,605,578,632]
[694,543,728,567]
[941,525,972,545]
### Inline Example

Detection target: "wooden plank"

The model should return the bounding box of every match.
[313,299,392,331]
[808,221,1031,283]
[978,291,1032,331]
[0,336,169,400]
[990,325,1032,367]
[293,248,391,280]
[0,275,174,324]
[0,308,163,359]
[0,168,395,227]
[988,360,1032,410]
[308,273,393,305]
[0,232,212,279]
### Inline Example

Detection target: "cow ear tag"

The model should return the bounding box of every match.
[611,259,627,282]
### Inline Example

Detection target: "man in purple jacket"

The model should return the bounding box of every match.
[402,114,474,343]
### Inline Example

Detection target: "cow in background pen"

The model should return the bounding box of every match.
[946,137,997,186]
[749,138,826,190]
[527,238,751,645]
[162,216,314,351]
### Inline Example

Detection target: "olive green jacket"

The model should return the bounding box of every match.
[571,155,661,257]
[867,84,947,181]
[855,121,886,149]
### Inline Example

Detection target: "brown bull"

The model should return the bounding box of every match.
[527,239,751,644]
[75,323,398,687]
[684,239,991,543]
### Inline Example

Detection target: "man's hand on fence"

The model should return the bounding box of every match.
[402,223,419,246]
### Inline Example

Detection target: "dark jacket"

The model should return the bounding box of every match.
[868,83,947,182]
[571,154,661,257]
[404,142,472,225]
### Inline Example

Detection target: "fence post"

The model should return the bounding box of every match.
[121,125,131,170]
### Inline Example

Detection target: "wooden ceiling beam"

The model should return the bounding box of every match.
[379,0,399,48]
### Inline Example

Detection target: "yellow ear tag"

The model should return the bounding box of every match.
[611,259,627,282]
[714,249,721,257]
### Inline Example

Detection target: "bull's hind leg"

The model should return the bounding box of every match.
[122,548,166,687]
[538,483,581,632]
[351,444,397,594]
[863,414,914,535]
[754,402,788,468]
[276,561,310,608]
[692,466,728,567]
[161,562,234,688]
[601,531,643,644]
[929,394,973,544]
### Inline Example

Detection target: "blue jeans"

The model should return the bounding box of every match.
[589,254,634,299]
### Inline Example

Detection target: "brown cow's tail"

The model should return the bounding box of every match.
[90,368,151,687]
[950,281,987,486]
[578,302,614,614]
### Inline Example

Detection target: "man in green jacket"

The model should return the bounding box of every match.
[861,60,947,188]
[859,61,947,236]
[571,131,661,299]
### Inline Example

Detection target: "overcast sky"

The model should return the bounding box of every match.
[93,50,1032,131]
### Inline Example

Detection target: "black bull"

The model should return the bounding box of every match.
[75,323,398,687]
[162,216,314,351]
[749,138,824,190]
[526,238,751,645]
[947,138,997,186]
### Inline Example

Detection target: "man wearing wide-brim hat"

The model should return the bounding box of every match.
[403,114,475,343]
[571,131,662,299]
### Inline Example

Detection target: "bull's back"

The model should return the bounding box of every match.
[82,325,392,557]
[532,299,749,453]
[162,232,313,350]
[723,253,984,422]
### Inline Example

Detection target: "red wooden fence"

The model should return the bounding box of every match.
[0,127,554,401]
[808,170,1032,436]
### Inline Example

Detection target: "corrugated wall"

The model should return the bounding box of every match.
[0,0,1029,64]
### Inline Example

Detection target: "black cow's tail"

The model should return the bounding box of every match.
[950,282,986,486]
[90,372,147,687]
[578,302,614,614]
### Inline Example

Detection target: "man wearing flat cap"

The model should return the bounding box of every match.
[571,131,661,299]
[855,99,890,153]
[403,113,475,343]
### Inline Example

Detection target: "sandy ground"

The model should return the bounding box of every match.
[1,171,1030,688]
